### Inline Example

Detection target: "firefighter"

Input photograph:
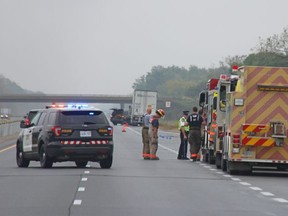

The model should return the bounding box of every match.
[148,109,165,160]
[177,111,190,160]
[187,106,204,161]
[142,107,152,159]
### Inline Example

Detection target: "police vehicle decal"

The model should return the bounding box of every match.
[23,127,33,152]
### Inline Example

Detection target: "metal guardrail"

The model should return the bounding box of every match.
[0,120,21,137]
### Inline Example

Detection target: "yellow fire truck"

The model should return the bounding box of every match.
[200,66,288,174]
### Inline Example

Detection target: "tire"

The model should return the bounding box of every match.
[208,150,215,164]
[100,155,113,169]
[75,161,88,168]
[221,157,227,171]
[16,144,30,168]
[215,153,221,169]
[39,145,53,168]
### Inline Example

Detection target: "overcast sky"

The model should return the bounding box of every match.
[0,0,288,95]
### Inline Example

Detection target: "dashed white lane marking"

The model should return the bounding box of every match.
[73,200,82,205]
[81,177,88,181]
[239,182,251,186]
[78,187,85,192]
[250,187,262,191]
[261,192,275,197]
[84,171,90,174]
[209,169,217,171]
[129,127,287,204]
[272,198,288,203]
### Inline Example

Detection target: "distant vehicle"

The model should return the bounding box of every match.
[16,105,113,169]
[110,108,128,125]
[130,90,157,126]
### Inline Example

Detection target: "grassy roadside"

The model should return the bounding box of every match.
[160,120,178,133]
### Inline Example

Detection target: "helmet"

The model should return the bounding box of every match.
[156,109,165,117]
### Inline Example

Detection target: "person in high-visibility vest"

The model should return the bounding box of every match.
[177,111,190,160]
[187,107,204,161]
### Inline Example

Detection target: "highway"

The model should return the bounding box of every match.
[0,126,288,216]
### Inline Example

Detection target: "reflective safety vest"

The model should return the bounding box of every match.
[178,116,189,132]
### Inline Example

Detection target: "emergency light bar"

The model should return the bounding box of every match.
[46,104,89,109]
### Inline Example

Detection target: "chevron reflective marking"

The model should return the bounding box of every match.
[229,67,288,161]
[61,140,108,145]
[242,124,269,133]
[242,133,274,147]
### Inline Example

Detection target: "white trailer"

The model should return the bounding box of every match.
[130,90,157,126]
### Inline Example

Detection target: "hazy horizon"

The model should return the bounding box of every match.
[1,0,288,95]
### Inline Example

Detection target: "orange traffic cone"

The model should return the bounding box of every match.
[122,123,128,132]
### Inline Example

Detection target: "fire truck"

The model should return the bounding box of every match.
[199,66,288,174]
[199,74,237,168]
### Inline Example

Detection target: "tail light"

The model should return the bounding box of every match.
[232,133,240,143]
[52,126,62,136]
[107,127,113,136]
[25,118,30,126]
[232,133,240,153]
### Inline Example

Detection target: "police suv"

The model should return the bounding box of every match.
[16,105,113,168]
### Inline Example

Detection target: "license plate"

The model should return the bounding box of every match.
[80,131,91,137]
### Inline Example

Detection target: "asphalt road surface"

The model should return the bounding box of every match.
[0,126,288,216]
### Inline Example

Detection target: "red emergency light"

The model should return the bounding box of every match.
[232,65,238,71]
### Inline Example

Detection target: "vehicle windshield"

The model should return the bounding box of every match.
[59,110,109,124]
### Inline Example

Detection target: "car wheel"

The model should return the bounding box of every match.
[100,155,113,169]
[40,145,53,168]
[75,161,88,168]
[16,144,30,168]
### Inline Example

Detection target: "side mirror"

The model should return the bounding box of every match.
[199,91,206,107]
[20,120,27,128]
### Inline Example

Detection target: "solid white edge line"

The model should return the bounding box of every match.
[73,200,82,205]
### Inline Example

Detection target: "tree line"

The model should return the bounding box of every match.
[132,27,288,121]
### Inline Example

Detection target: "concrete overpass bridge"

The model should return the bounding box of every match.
[0,94,134,109]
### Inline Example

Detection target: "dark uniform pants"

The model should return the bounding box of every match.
[178,131,189,159]
[189,129,201,158]
[142,127,150,157]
